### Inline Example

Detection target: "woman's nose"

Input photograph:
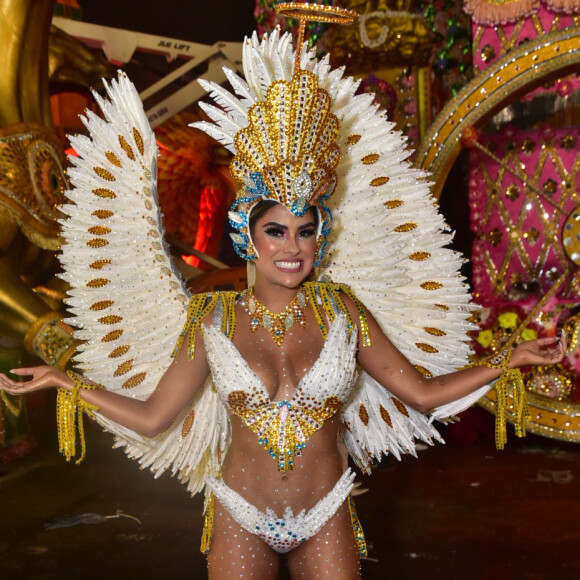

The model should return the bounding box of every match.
[284,234,300,254]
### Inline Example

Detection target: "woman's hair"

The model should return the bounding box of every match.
[248,200,320,236]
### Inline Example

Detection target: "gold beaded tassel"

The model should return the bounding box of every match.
[200,494,215,554]
[475,350,530,450]
[57,371,104,463]
[303,282,371,346]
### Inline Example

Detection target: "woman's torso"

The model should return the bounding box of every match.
[205,297,357,513]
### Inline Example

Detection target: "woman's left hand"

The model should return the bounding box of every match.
[509,334,567,369]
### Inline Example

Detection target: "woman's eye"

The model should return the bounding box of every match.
[265,227,284,237]
[300,229,316,238]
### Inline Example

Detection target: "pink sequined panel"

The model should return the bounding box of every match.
[468,126,580,303]
[473,5,580,99]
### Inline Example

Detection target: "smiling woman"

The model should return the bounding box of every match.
[250,203,318,296]
[0,4,569,579]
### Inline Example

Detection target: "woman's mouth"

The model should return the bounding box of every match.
[274,260,303,272]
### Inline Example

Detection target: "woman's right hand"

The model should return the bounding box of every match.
[0,366,73,395]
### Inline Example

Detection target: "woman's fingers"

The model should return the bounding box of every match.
[9,367,37,376]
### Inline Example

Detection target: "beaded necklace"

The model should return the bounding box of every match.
[240,286,307,346]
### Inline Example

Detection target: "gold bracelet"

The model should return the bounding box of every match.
[477,350,530,450]
[57,371,105,464]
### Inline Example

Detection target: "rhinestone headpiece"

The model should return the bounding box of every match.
[229,69,340,264]
[193,3,359,265]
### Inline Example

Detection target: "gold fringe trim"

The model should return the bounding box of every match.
[58,371,105,464]
[474,350,530,450]
[201,494,215,554]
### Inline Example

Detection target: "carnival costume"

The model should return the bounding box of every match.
[56,2,503,558]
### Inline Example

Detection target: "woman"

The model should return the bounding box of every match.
[0,7,568,578]
[0,197,566,579]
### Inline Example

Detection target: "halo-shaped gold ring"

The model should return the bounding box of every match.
[276,2,359,25]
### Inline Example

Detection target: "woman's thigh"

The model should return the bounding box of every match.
[286,503,360,579]
[207,501,280,580]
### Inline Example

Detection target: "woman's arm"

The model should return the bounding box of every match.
[352,301,566,414]
[0,327,210,437]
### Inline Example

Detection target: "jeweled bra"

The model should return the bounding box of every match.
[172,282,370,472]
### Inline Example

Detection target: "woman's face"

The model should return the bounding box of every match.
[252,203,317,289]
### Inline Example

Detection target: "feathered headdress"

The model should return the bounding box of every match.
[191,3,358,265]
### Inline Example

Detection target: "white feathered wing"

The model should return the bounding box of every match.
[60,72,229,494]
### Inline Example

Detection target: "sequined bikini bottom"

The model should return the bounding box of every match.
[204,468,358,554]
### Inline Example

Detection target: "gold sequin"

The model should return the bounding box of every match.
[86,278,110,288]
[92,187,116,199]
[379,405,392,427]
[86,238,109,248]
[505,184,519,201]
[424,327,446,336]
[415,342,439,353]
[93,167,115,181]
[182,410,195,438]
[346,134,361,145]
[394,222,417,232]
[114,359,133,376]
[391,398,409,417]
[105,151,122,167]
[325,396,341,412]
[370,176,389,187]
[133,127,145,156]
[119,135,135,160]
[102,329,123,342]
[98,315,122,324]
[358,403,369,425]
[410,251,430,261]
[123,372,146,388]
[434,303,449,311]
[421,281,443,290]
[89,259,111,270]
[92,209,114,219]
[413,365,433,377]
[109,345,130,358]
[362,153,379,164]
[90,300,114,311]
[384,199,403,209]
[88,225,111,235]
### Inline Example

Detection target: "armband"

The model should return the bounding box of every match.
[477,349,530,450]
[57,371,105,464]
